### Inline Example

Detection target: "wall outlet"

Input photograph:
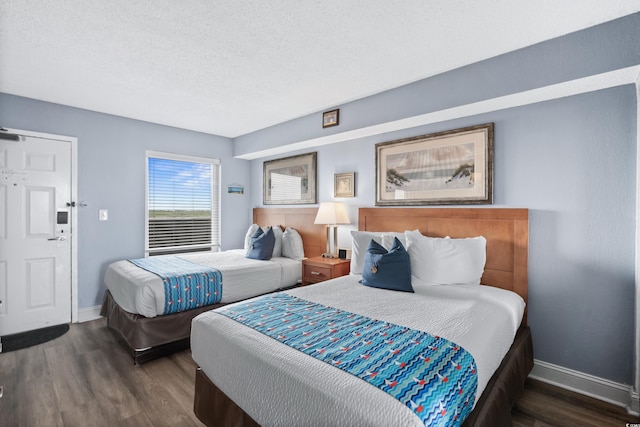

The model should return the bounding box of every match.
[99,209,108,221]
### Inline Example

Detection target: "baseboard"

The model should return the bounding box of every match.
[77,305,102,323]
[631,390,640,415]
[530,359,639,416]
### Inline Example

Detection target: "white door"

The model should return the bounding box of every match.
[0,135,72,336]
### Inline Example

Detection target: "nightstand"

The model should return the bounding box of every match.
[302,257,351,286]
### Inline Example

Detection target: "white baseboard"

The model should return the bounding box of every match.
[77,305,102,323]
[530,359,639,416]
[631,390,640,415]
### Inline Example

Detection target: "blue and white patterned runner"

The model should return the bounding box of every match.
[219,293,477,426]
[130,256,222,315]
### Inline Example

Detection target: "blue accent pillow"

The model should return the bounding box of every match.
[246,226,275,260]
[360,237,413,293]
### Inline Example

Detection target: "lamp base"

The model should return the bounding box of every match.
[324,225,339,259]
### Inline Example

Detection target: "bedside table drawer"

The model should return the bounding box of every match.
[303,264,332,282]
[301,256,350,286]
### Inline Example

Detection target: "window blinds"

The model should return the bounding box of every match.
[146,152,220,256]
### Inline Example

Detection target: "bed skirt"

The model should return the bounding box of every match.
[193,325,534,426]
[100,290,225,364]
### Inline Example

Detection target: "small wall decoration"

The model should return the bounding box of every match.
[322,109,339,128]
[264,152,317,205]
[334,172,355,198]
[227,184,244,194]
[375,123,493,206]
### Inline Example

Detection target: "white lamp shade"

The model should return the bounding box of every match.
[314,202,350,225]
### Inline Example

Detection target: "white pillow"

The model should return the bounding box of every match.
[272,225,283,257]
[404,229,486,287]
[350,231,383,275]
[381,232,407,251]
[282,227,305,260]
[243,224,260,255]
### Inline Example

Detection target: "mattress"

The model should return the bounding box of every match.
[104,249,301,318]
[191,275,525,426]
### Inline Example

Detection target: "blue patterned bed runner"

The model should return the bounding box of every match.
[218,293,477,426]
[129,256,222,315]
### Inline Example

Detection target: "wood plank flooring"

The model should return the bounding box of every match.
[512,378,638,427]
[0,318,638,426]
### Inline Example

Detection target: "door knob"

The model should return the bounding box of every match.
[47,236,66,241]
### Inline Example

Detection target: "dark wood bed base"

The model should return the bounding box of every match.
[460,326,534,426]
[192,207,533,426]
[101,290,226,365]
[101,207,324,364]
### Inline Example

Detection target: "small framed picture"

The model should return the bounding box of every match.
[322,109,339,128]
[227,184,244,195]
[334,172,355,198]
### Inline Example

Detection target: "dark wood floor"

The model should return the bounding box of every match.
[1,318,637,426]
[512,378,638,427]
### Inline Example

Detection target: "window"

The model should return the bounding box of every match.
[146,151,220,256]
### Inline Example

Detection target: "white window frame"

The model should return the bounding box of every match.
[145,150,221,257]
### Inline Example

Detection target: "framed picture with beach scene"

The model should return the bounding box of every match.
[375,123,493,206]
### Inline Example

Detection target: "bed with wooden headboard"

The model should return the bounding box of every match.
[101,207,324,364]
[191,207,534,426]
[359,207,529,325]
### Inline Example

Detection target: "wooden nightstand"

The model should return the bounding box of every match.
[302,257,351,286]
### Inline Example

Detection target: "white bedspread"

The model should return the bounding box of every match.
[191,275,525,427]
[104,249,301,318]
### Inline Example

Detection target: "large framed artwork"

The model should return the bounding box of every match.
[375,123,493,206]
[263,152,317,205]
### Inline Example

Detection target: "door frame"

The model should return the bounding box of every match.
[5,127,78,323]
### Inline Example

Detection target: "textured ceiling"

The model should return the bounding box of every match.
[1,1,639,138]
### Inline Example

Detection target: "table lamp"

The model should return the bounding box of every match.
[314,202,350,258]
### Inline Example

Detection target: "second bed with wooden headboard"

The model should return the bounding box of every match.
[191,207,534,427]
[100,207,325,364]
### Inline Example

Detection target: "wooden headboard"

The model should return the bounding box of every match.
[253,208,326,258]
[359,207,529,324]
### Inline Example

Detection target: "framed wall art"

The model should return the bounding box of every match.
[263,152,317,205]
[227,184,244,194]
[322,109,339,128]
[334,172,355,198]
[375,123,493,206]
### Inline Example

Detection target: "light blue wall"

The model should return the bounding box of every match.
[245,14,639,386]
[0,94,253,308]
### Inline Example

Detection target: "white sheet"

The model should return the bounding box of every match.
[104,249,301,318]
[191,275,525,427]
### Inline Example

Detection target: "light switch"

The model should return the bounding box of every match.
[99,209,109,221]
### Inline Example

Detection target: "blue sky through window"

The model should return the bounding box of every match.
[148,157,212,213]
